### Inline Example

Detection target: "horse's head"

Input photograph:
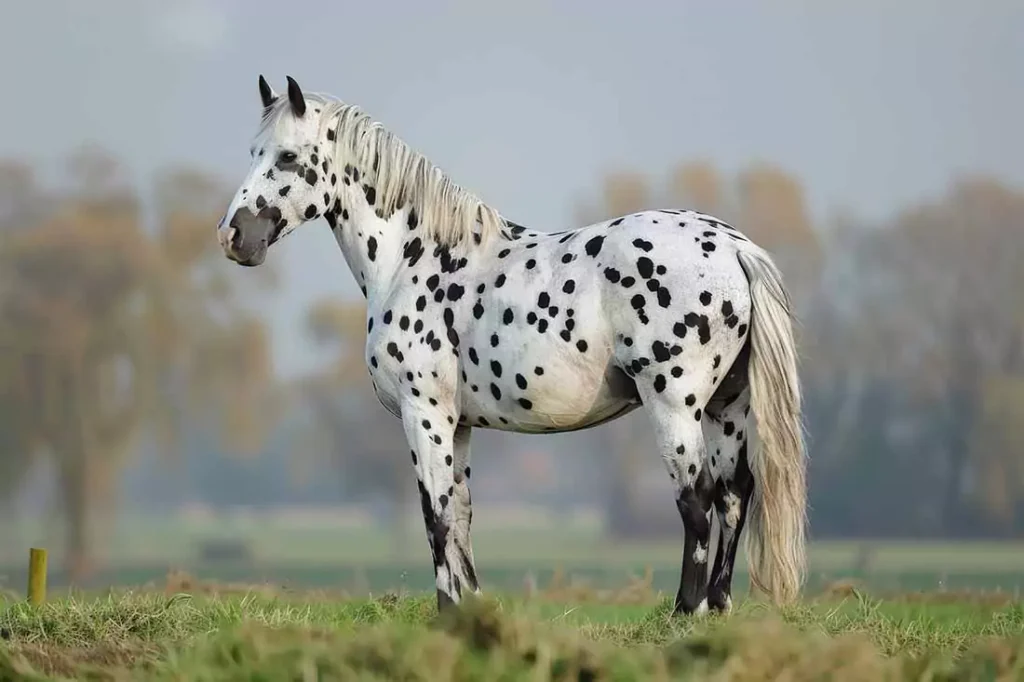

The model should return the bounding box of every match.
[218,75,335,266]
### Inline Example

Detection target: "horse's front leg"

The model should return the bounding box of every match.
[401,398,465,611]
[452,425,480,595]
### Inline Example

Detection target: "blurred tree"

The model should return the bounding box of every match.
[0,160,45,232]
[574,169,651,229]
[297,298,414,553]
[733,164,818,257]
[667,161,728,217]
[860,177,1024,534]
[149,165,279,457]
[734,164,822,306]
[0,149,279,581]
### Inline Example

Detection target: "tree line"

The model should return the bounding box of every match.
[0,148,279,581]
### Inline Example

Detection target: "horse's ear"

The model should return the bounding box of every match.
[258,74,278,110]
[285,75,306,117]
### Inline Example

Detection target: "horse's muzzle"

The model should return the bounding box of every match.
[219,206,274,267]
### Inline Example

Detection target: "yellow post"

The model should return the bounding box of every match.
[27,548,47,605]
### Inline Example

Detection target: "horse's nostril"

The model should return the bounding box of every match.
[229,227,242,249]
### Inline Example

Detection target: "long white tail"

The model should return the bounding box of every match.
[736,244,808,606]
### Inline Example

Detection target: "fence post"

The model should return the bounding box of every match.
[27,548,47,605]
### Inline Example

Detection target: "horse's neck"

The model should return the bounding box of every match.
[328,171,489,311]
[330,176,439,311]
[330,206,397,303]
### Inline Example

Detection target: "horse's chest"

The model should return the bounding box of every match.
[364,326,404,408]
[364,303,460,419]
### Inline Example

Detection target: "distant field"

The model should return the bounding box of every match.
[1,588,1023,680]
[1,517,1022,598]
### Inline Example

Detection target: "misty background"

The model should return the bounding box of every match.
[0,1,1021,593]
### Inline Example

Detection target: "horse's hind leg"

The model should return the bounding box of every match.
[451,425,480,595]
[639,382,716,615]
[704,387,754,613]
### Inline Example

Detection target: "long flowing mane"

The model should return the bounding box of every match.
[256,93,509,248]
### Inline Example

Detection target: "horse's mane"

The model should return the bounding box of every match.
[257,92,507,248]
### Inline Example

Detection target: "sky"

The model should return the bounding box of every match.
[1,0,1021,377]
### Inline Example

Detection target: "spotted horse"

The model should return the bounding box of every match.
[217,75,808,616]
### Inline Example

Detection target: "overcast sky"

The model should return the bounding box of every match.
[2,0,1020,377]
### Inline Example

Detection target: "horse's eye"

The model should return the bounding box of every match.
[279,151,298,164]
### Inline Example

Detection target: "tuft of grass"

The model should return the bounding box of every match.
[0,588,1022,680]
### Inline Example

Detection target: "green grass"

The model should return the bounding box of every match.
[2,524,1023,678]
[1,587,1023,680]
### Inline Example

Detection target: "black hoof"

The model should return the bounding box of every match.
[672,595,709,616]
[706,590,733,613]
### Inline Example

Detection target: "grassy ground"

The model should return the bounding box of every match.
[1,578,1023,680]
[2,524,1022,678]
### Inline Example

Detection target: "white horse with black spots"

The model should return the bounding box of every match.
[217,75,808,615]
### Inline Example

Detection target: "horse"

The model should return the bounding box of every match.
[217,75,808,616]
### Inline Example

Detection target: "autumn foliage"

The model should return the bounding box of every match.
[0,150,278,580]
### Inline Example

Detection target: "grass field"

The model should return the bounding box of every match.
[1,584,1023,680]
[2,521,1023,679]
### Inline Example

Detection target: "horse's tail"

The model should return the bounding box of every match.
[736,243,807,606]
